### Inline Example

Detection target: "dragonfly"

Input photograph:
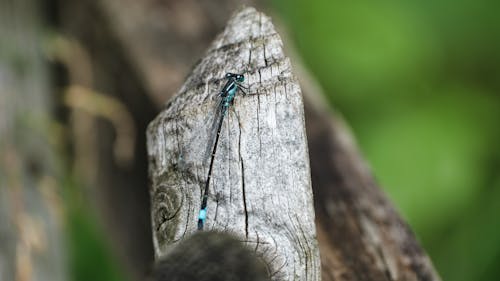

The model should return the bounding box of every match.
[198,73,248,230]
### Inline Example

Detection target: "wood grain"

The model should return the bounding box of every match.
[147,7,320,281]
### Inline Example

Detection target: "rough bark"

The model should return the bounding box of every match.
[147,7,321,281]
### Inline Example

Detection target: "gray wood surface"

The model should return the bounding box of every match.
[147,7,320,281]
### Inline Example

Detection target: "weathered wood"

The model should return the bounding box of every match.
[147,7,320,281]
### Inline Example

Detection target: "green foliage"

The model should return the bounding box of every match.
[64,180,129,281]
[271,0,500,280]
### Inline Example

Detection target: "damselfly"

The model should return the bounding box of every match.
[198,73,247,230]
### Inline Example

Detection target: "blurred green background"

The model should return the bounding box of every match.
[271,0,500,280]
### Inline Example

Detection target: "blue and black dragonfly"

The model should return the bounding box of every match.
[197,72,248,230]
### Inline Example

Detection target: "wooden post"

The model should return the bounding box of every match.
[147,7,321,281]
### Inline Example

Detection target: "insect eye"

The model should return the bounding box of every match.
[237,75,244,82]
[226,73,233,78]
